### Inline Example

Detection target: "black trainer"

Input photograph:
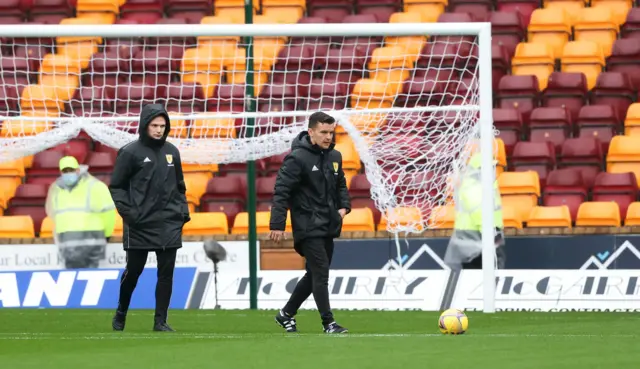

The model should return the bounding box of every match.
[323,322,348,334]
[153,322,175,332]
[112,311,126,331]
[275,311,298,333]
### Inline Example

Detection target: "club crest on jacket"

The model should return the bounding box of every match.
[166,154,173,164]
[333,162,338,172]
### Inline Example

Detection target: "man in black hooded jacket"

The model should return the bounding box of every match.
[270,111,351,334]
[109,104,190,332]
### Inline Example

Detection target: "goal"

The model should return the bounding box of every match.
[0,22,497,311]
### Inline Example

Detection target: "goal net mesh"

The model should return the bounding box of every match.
[0,26,484,234]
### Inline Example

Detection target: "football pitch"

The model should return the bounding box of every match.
[0,310,637,368]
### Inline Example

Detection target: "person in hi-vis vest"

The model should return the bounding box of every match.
[45,156,116,269]
[443,152,506,270]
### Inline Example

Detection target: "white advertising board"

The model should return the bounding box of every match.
[451,270,640,312]
[0,241,256,274]
[198,270,451,311]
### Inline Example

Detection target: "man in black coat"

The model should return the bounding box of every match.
[269,111,351,334]
[109,104,191,332]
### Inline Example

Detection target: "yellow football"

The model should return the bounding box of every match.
[438,308,468,335]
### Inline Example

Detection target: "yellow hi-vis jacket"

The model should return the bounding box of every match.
[443,154,505,268]
[45,168,116,249]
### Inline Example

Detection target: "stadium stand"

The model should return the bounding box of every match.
[3,0,640,242]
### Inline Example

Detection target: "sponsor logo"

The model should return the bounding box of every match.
[579,241,640,270]
[382,243,448,270]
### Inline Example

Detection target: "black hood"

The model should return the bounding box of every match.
[291,131,335,154]
[139,104,171,148]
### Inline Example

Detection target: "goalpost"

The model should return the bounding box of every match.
[0,22,496,313]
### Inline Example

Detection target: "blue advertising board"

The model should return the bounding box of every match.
[332,235,640,270]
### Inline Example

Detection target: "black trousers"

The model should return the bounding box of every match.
[283,237,335,325]
[116,248,177,323]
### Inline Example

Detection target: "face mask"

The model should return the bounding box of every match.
[61,172,79,187]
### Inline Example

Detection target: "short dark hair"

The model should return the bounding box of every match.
[308,111,336,129]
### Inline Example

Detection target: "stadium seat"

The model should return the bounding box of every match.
[511,42,555,90]
[355,0,402,22]
[592,172,638,218]
[590,0,631,25]
[385,12,427,62]
[576,201,621,226]
[495,75,541,126]
[114,83,156,117]
[527,8,572,57]
[541,72,588,123]
[39,216,53,238]
[492,44,511,91]
[624,202,640,225]
[542,168,588,220]
[574,8,619,57]
[449,0,493,22]
[200,177,245,225]
[183,212,229,235]
[528,107,572,154]
[589,72,635,123]
[511,141,556,188]
[112,214,123,237]
[404,0,446,23]
[27,149,64,179]
[7,184,48,207]
[368,46,413,96]
[349,174,372,198]
[164,0,214,23]
[305,79,349,112]
[495,0,538,26]
[621,8,640,38]
[607,39,640,89]
[164,82,205,114]
[341,207,376,232]
[76,0,121,24]
[493,108,523,156]
[256,176,276,211]
[560,41,605,90]
[0,0,24,23]
[606,135,640,186]
[490,11,526,58]
[502,202,524,229]
[180,47,224,99]
[262,0,306,23]
[190,116,236,139]
[498,170,541,222]
[0,215,35,238]
[576,105,618,154]
[428,204,455,229]
[232,211,292,234]
[527,205,572,228]
[558,137,604,188]
[184,172,212,207]
[29,0,74,24]
[543,0,585,23]
[624,103,640,136]
[119,0,164,23]
[308,0,352,23]
[351,78,396,110]
[378,207,423,232]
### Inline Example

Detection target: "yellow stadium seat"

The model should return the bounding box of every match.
[223,47,273,94]
[428,204,455,229]
[368,46,413,96]
[527,205,572,227]
[181,47,224,99]
[57,18,104,69]
[351,78,396,110]
[198,16,240,51]
[606,135,640,186]
[2,109,57,138]
[464,138,508,176]
[379,207,424,232]
[39,216,53,238]
[262,0,305,23]
[20,84,64,112]
[344,113,387,136]
[0,158,25,177]
[23,155,33,169]
[574,8,619,57]
[511,42,556,90]
[543,0,586,23]
[113,214,123,237]
[167,112,188,139]
[334,138,361,172]
[498,171,541,222]
[502,202,524,229]
[37,54,81,103]
[215,0,259,24]
[342,208,376,232]
[624,103,640,136]
[0,215,35,238]
[624,202,640,226]
[591,0,632,25]
[385,12,427,63]
[190,116,237,139]
[576,201,621,226]
[76,0,120,24]
[253,15,289,49]
[183,212,229,235]
[403,0,446,22]
[0,177,20,208]
[560,41,605,90]
[184,172,213,207]
[232,211,292,234]
[528,8,573,57]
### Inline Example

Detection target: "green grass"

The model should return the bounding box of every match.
[0,310,638,368]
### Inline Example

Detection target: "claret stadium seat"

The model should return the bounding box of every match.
[355,0,402,23]
[498,170,541,222]
[589,72,635,122]
[607,39,640,89]
[576,201,621,227]
[622,8,640,38]
[29,0,74,24]
[576,105,618,153]
[492,108,523,156]
[7,184,48,207]
[200,176,246,225]
[495,0,539,26]
[558,137,604,188]
[308,0,352,23]
[542,168,587,220]
[511,141,556,188]
[119,0,164,23]
[560,41,605,90]
[490,11,526,58]
[528,107,572,154]
[495,75,541,126]
[592,172,638,218]
[256,176,276,211]
[449,0,493,22]
[606,135,640,186]
[541,72,588,123]
[527,205,572,228]
[527,8,572,57]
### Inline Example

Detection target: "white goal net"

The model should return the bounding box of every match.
[0,22,494,237]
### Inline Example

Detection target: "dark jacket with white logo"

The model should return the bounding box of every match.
[270,131,351,244]
[109,104,190,250]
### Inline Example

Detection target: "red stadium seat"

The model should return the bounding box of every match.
[541,72,588,123]
[495,0,538,26]
[86,152,115,176]
[528,107,572,154]
[450,0,492,22]
[576,105,618,154]
[607,39,640,89]
[200,176,246,225]
[114,83,157,117]
[622,8,640,39]
[542,168,587,220]
[120,0,164,23]
[0,0,24,23]
[308,0,353,23]
[7,184,48,207]
[219,160,267,178]
[265,152,288,175]
[210,84,245,113]
[589,72,635,123]
[70,86,115,117]
[592,172,638,219]
[492,108,523,156]
[164,82,205,114]
[27,149,64,179]
[354,0,401,22]
[495,75,540,127]
[5,206,46,234]
[511,141,556,188]
[558,137,604,188]
[28,0,73,24]
[256,176,276,211]
[349,174,372,198]
[131,47,184,87]
[305,78,348,111]
[492,43,510,91]
[165,0,213,23]
[490,11,526,58]
[323,46,368,95]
